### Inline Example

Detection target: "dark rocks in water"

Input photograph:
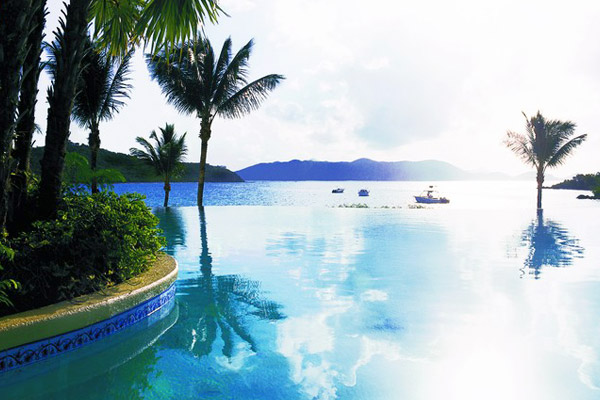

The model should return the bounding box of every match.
[576,194,600,200]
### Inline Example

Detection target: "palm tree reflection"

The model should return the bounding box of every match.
[155,207,186,252]
[520,210,584,278]
[178,208,285,358]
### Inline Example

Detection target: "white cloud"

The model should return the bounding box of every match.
[33,0,600,176]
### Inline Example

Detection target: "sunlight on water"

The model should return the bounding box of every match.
[1,188,599,398]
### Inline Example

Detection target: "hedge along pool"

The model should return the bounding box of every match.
[1,203,600,399]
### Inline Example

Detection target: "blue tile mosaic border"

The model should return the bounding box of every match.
[0,283,176,374]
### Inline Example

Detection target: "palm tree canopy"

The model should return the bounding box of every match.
[130,123,188,178]
[505,111,587,172]
[70,37,133,129]
[90,0,224,57]
[146,36,285,124]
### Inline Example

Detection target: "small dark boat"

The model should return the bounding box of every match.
[332,188,344,194]
[358,189,369,197]
[414,186,449,204]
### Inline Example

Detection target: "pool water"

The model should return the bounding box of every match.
[1,202,599,399]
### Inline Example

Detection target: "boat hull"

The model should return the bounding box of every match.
[414,196,449,204]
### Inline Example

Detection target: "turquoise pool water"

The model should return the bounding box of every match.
[1,200,599,399]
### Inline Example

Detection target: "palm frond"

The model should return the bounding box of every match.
[546,134,587,169]
[213,39,253,105]
[507,111,586,172]
[135,0,223,56]
[44,7,69,84]
[99,48,134,121]
[72,38,108,127]
[214,37,232,85]
[146,46,205,115]
[505,130,536,167]
[217,74,285,119]
[90,0,142,57]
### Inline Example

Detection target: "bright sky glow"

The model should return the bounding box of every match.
[37,0,600,177]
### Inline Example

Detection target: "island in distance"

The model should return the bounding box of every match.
[31,142,243,183]
[236,158,536,181]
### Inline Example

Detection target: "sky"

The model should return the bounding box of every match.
[37,0,600,178]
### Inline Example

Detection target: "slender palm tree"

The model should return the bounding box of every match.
[130,124,187,207]
[8,0,47,233]
[146,36,285,206]
[0,0,35,228]
[505,111,587,209]
[72,37,133,193]
[37,0,222,219]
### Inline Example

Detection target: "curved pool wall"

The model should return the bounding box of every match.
[0,254,177,374]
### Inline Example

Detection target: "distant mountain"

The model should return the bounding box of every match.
[236,158,527,181]
[31,142,243,183]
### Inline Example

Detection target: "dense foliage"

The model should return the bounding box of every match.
[63,152,126,190]
[30,142,243,183]
[0,237,19,307]
[550,173,600,191]
[0,191,165,315]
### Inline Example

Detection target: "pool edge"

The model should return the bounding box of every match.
[0,253,178,366]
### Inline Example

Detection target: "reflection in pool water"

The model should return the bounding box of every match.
[520,210,584,279]
[170,208,285,359]
[1,205,600,399]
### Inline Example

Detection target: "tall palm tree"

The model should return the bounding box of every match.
[72,37,133,193]
[146,36,285,206]
[130,123,187,207]
[37,0,222,219]
[505,111,587,209]
[0,0,35,228]
[8,0,47,233]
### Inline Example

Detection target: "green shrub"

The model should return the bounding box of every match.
[2,191,165,313]
[0,236,19,307]
[64,152,125,191]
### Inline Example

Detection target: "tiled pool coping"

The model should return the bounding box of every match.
[0,254,177,373]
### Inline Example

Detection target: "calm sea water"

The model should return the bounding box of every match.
[1,181,599,399]
[112,180,594,210]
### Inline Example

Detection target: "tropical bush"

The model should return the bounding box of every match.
[550,172,600,190]
[0,191,164,314]
[63,152,125,192]
[0,237,19,307]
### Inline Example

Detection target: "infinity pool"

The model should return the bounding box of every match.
[1,205,599,399]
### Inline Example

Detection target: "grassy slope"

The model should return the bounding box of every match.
[30,142,244,182]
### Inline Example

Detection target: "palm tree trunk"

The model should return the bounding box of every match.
[536,167,544,210]
[89,123,100,193]
[163,179,171,207]
[0,0,33,229]
[39,0,91,218]
[198,206,212,276]
[197,123,211,206]
[9,0,46,232]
